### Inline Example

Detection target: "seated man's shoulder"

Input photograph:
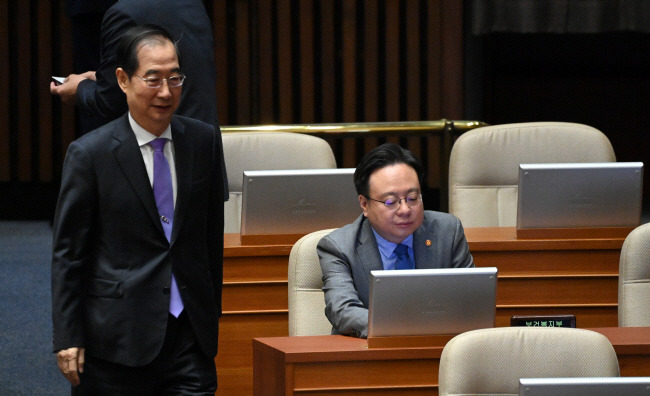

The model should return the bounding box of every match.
[318,214,364,249]
[423,210,464,229]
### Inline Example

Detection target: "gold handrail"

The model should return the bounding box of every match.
[222,120,486,136]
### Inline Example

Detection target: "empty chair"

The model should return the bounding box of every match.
[619,222,650,326]
[222,132,336,233]
[439,327,620,396]
[448,122,616,227]
[288,229,335,336]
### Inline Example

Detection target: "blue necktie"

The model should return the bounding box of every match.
[150,138,184,317]
[394,243,412,270]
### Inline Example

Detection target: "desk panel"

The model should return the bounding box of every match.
[253,328,650,396]
[497,275,617,305]
[217,313,287,395]
[222,282,288,312]
[217,228,627,395]
[292,360,437,392]
[224,255,288,282]
[472,249,620,274]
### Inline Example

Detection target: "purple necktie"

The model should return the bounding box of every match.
[150,138,184,317]
[394,243,413,270]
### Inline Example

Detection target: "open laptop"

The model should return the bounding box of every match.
[519,377,650,395]
[240,168,359,237]
[367,267,498,337]
[517,162,644,229]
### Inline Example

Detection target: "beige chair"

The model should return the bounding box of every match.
[222,132,336,233]
[619,222,650,326]
[439,327,620,396]
[448,122,616,227]
[288,229,335,336]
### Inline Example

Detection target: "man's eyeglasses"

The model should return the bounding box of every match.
[135,74,186,89]
[366,193,422,211]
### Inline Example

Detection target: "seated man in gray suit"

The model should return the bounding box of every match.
[317,143,474,338]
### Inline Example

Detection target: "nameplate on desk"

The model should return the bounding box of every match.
[511,314,576,328]
[516,227,634,240]
[239,233,306,245]
[367,334,456,349]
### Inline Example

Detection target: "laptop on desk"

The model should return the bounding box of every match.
[240,168,360,241]
[519,377,650,396]
[517,162,644,230]
[367,267,498,338]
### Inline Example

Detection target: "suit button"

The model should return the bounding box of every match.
[162,286,171,295]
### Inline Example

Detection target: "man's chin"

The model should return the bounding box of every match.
[149,110,175,124]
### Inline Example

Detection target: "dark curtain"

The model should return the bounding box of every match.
[471,0,650,34]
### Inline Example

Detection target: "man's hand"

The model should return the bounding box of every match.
[56,347,85,386]
[50,72,94,104]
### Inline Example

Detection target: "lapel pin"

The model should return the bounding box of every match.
[425,239,432,247]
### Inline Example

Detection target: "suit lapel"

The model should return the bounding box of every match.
[111,115,162,233]
[414,215,438,268]
[170,117,192,245]
[356,218,384,277]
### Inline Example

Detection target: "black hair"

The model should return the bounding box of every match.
[115,24,180,78]
[354,143,424,197]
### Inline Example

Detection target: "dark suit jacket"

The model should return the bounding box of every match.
[65,0,116,16]
[317,211,474,338]
[51,114,224,366]
[75,0,228,198]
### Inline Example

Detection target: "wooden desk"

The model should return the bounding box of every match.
[252,327,650,395]
[216,228,627,395]
[465,227,624,327]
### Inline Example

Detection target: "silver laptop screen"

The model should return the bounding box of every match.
[368,267,497,337]
[519,377,650,396]
[240,168,359,235]
[517,162,643,229]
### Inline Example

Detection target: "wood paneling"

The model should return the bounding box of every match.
[217,313,288,395]
[1,0,73,218]
[209,0,461,123]
[222,282,288,312]
[2,0,462,218]
[0,0,10,182]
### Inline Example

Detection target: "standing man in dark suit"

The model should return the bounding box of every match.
[317,143,474,338]
[51,25,223,394]
[50,0,228,199]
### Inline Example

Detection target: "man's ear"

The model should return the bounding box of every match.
[359,195,369,217]
[116,68,129,93]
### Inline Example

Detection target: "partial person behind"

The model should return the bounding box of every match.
[50,0,228,198]
[64,0,117,135]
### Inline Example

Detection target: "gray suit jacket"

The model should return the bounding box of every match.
[317,211,474,338]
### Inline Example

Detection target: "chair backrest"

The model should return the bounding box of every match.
[288,229,335,336]
[439,327,620,396]
[222,132,336,233]
[448,122,616,227]
[619,222,650,326]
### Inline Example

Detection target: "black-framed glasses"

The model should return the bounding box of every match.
[366,193,422,211]
[135,74,186,89]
